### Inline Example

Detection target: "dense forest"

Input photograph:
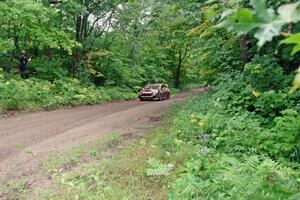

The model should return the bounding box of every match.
[1,0,300,199]
[0,0,204,112]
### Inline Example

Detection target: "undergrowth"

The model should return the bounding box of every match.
[0,71,202,115]
[0,76,136,114]
[29,87,300,199]
[168,93,300,199]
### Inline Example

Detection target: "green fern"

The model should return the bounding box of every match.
[146,158,174,176]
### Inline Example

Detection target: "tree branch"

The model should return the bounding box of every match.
[181,46,189,61]
[86,0,124,37]
[48,0,63,4]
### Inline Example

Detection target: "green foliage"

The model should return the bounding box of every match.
[170,153,300,200]
[260,109,300,161]
[0,38,14,53]
[29,57,68,80]
[219,0,300,46]
[290,68,300,93]
[253,90,293,119]
[0,0,79,54]
[146,158,174,176]
[218,0,300,95]
[165,90,300,199]
[244,55,289,91]
[281,33,300,55]
[0,0,206,115]
[0,78,136,113]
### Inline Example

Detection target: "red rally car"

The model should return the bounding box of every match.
[138,84,171,101]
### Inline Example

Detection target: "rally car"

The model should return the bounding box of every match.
[138,84,171,101]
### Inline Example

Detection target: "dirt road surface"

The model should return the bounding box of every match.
[0,88,205,189]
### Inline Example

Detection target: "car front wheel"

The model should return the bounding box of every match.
[167,93,171,99]
[158,93,163,101]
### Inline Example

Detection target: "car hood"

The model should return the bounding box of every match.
[140,89,158,93]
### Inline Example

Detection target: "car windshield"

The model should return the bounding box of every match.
[145,85,160,90]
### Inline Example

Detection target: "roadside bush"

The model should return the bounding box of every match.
[175,92,299,161]
[166,91,300,199]
[244,55,289,92]
[170,152,300,200]
[0,79,32,110]
[0,77,136,113]
[253,91,293,121]
[28,57,68,81]
[259,109,300,162]
[211,72,296,123]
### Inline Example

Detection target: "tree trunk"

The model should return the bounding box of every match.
[174,46,188,88]
[239,34,250,65]
[174,50,182,88]
[33,46,39,57]
[13,35,20,53]
[174,66,181,88]
[44,48,52,61]
[72,16,83,78]
[76,16,82,41]
[72,49,81,77]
